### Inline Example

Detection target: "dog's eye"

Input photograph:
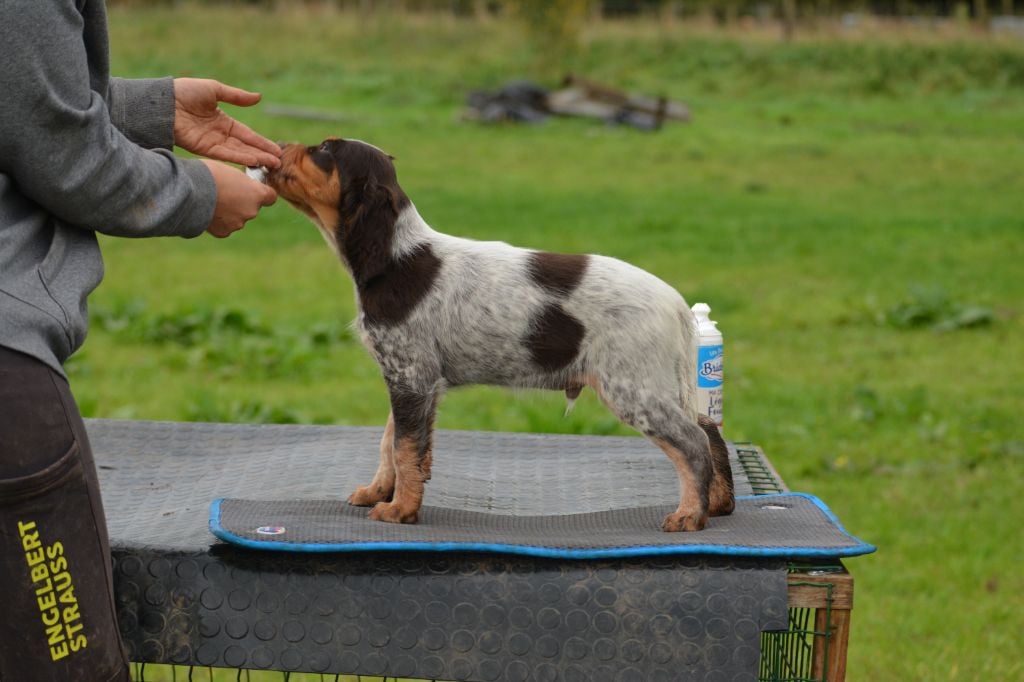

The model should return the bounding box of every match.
[307,143,336,173]
[308,142,334,160]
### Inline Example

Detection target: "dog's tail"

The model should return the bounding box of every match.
[677,302,699,424]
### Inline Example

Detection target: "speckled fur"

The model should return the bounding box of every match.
[270,138,734,531]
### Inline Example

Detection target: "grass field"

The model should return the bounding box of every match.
[72,4,1024,680]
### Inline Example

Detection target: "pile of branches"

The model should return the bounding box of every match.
[464,74,691,131]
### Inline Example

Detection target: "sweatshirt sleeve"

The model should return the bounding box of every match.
[0,1,215,239]
[106,77,177,151]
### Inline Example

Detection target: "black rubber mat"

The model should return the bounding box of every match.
[210,493,874,559]
[85,420,852,679]
[88,419,761,551]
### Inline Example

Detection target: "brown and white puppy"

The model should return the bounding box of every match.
[267,138,734,531]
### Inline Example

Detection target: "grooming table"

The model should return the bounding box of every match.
[91,419,862,681]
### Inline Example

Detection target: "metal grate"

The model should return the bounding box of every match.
[734,443,786,495]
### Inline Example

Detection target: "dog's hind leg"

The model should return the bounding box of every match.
[348,411,396,507]
[368,382,441,524]
[649,416,713,532]
[593,381,712,531]
[699,414,735,517]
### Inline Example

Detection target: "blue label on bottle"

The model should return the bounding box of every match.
[697,345,723,388]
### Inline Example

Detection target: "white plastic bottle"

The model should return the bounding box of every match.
[692,302,723,428]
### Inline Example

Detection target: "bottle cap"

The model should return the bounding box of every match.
[692,302,721,338]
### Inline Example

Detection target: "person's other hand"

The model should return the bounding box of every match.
[202,160,277,238]
[174,78,282,169]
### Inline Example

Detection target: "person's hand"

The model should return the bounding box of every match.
[202,160,277,238]
[173,78,282,169]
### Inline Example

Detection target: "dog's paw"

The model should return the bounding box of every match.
[368,501,419,524]
[347,484,392,507]
[661,511,709,532]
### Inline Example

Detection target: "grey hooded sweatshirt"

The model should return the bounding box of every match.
[0,0,217,376]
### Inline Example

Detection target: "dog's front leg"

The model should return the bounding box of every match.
[348,411,396,507]
[367,386,439,524]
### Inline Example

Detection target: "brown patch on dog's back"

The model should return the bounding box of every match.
[524,253,589,373]
[525,304,585,372]
[527,252,589,296]
[359,245,441,326]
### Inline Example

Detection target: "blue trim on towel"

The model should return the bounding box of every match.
[208,494,876,560]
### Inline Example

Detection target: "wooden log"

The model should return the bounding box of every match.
[549,74,690,123]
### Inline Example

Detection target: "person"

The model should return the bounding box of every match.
[0,2,282,680]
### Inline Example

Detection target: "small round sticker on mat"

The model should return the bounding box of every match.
[256,526,286,536]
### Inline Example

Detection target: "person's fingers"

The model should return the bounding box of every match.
[175,79,281,167]
[207,145,267,170]
[202,160,273,238]
[259,184,278,206]
[224,118,283,166]
[214,81,262,108]
[251,149,282,169]
[197,140,278,170]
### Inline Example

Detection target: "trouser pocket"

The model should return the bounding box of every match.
[0,442,129,682]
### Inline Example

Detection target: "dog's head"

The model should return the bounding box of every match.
[268,137,408,237]
[268,137,439,322]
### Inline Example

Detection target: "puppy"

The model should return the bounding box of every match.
[267,138,734,531]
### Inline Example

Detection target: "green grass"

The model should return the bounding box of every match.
[74,5,1024,680]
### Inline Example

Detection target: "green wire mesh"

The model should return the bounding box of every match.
[738,443,841,682]
[759,580,835,682]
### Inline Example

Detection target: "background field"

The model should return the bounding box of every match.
[72,4,1024,680]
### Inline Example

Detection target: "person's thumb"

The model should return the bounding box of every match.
[215,81,262,107]
[258,183,277,207]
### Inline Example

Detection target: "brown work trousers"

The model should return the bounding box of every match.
[0,346,131,682]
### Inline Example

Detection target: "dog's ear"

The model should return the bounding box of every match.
[343,172,401,230]
[339,172,403,285]
[333,140,405,223]
[364,172,402,213]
